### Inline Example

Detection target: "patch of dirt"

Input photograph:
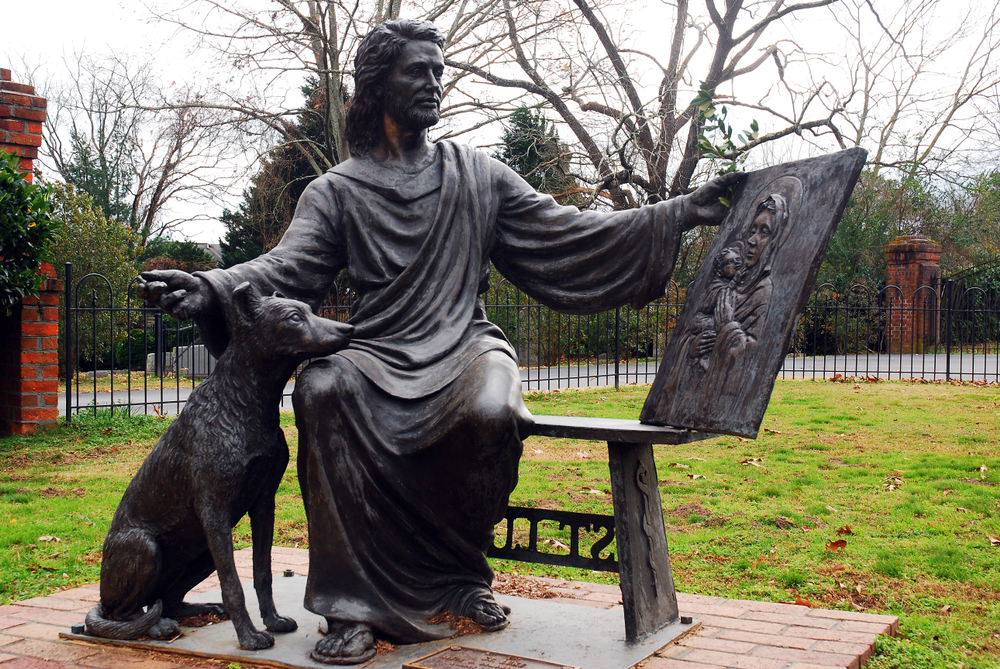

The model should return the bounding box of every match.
[705,514,734,528]
[492,572,559,599]
[7,474,30,481]
[960,478,998,486]
[427,611,484,636]
[175,610,230,627]
[825,458,866,468]
[772,516,795,530]
[658,479,693,487]
[803,515,827,528]
[665,502,713,519]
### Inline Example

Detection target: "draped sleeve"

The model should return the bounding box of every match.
[192,176,349,357]
[490,161,685,313]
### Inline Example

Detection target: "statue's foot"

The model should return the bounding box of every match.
[309,622,375,665]
[461,592,509,632]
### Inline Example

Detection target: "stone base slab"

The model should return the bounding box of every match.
[59,575,697,669]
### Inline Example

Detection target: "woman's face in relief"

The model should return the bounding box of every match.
[745,209,774,268]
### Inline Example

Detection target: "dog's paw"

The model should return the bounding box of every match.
[148,617,180,639]
[264,614,297,634]
[238,628,275,651]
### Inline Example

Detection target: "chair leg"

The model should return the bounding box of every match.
[608,440,679,643]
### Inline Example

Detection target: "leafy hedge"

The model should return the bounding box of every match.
[0,150,56,313]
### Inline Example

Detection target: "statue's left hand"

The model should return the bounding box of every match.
[681,172,745,231]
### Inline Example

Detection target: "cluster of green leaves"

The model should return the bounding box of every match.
[139,237,217,272]
[693,83,759,178]
[46,183,143,374]
[0,150,57,314]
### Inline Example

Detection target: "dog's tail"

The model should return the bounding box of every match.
[85,600,163,640]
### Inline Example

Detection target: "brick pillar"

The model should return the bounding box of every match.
[0,263,64,435]
[0,68,46,181]
[0,69,58,435]
[885,235,941,355]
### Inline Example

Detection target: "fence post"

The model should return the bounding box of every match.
[65,263,72,424]
[614,306,621,390]
[945,281,953,382]
[154,311,164,377]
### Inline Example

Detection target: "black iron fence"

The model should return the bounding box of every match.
[62,262,1000,419]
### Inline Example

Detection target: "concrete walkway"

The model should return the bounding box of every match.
[0,547,896,669]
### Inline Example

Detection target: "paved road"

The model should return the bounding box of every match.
[60,353,1000,418]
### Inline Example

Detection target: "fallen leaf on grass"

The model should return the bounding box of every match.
[793,596,816,608]
[826,539,848,553]
[883,476,903,491]
[763,427,782,434]
[688,474,705,480]
[988,534,1000,546]
[543,538,570,551]
[704,555,730,562]
[836,525,853,536]
[801,526,811,532]
[941,605,952,614]
[956,507,968,513]
[741,457,764,467]
[667,462,691,469]
[38,535,60,543]
[981,465,989,480]
[943,489,953,496]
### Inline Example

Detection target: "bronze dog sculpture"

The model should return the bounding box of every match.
[85,283,353,649]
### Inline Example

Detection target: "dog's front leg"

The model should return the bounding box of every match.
[198,503,275,650]
[250,468,297,633]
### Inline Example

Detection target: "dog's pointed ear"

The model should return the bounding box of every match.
[232,282,261,322]
[272,291,286,300]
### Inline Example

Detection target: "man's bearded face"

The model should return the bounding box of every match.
[384,40,445,131]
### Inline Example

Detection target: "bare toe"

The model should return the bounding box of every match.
[310,622,375,665]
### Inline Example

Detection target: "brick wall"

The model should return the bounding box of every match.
[885,235,941,355]
[0,68,60,435]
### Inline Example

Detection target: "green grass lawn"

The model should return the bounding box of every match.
[1,379,998,668]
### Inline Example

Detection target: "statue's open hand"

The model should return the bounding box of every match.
[138,270,213,321]
[681,172,746,231]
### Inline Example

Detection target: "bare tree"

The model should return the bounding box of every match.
[36,52,239,245]
[832,0,1000,182]
[442,0,844,209]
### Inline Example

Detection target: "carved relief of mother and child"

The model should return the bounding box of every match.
[663,177,802,408]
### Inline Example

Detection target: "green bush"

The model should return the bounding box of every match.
[0,150,57,313]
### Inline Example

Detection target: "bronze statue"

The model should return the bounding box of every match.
[139,18,738,664]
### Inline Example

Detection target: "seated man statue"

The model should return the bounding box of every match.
[140,18,740,665]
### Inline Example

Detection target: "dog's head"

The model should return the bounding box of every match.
[231,282,353,360]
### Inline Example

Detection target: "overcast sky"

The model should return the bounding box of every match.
[6,1,995,243]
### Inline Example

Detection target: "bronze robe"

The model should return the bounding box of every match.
[195,140,686,642]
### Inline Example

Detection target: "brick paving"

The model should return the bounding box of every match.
[0,547,897,669]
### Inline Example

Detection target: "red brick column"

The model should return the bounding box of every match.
[0,69,59,435]
[0,68,46,181]
[0,263,64,435]
[885,235,941,355]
